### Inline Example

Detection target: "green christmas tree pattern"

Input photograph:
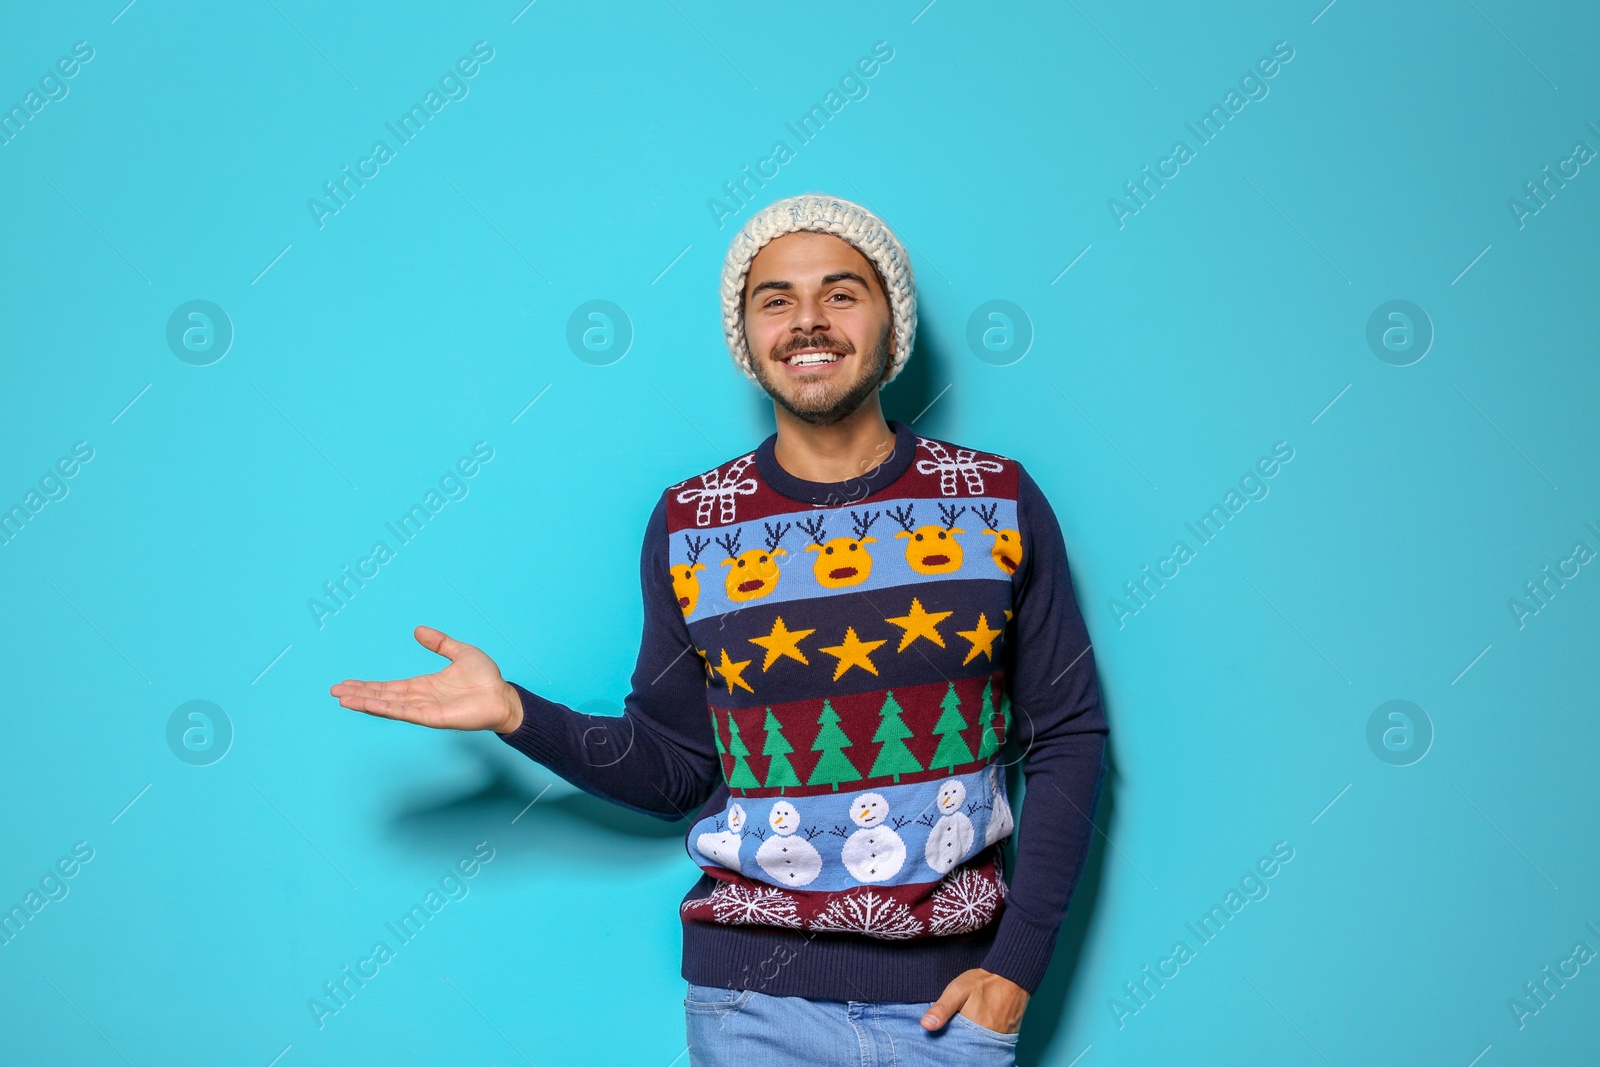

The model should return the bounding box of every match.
[977,677,1002,759]
[711,708,729,777]
[868,690,925,783]
[761,707,802,792]
[725,711,761,793]
[928,682,975,773]
[806,699,862,792]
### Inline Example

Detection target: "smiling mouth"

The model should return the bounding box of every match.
[782,346,846,367]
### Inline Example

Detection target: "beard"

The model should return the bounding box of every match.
[749,321,892,427]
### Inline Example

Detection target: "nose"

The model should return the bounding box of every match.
[790,291,832,336]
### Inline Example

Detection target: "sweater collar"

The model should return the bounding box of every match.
[755,419,917,506]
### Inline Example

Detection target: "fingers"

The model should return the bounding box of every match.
[329,680,411,701]
[921,979,970,1031]
[414,624,469,661]
[331,685,446,727]
[329,679,428,723]
[330,625,476,728]
[333,692,411,721]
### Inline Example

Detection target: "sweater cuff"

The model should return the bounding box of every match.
[979,909,1062,995]
[494,682,570,769]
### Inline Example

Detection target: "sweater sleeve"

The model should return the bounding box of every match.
[494,491,723,821]
[979,463,1110,993]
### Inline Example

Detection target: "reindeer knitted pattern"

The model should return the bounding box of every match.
[720,193,918,387]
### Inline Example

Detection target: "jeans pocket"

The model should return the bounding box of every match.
[684,982,753,1014]
[952,1011,1021,1043]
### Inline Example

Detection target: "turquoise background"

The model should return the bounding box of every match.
[3,1,1597,1063]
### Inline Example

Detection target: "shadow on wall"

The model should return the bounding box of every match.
[1014,736,1118,1067]
[383,736,685,870]
[882,318,947,434]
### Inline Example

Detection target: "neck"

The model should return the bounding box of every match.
[770,395,896,484]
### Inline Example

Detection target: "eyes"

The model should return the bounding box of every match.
[761,290,860,311]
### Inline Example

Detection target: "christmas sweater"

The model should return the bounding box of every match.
[497,419,1108,1002]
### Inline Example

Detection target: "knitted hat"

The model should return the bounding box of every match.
[720,193,917,387]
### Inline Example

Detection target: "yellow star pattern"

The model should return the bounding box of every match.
[956,613,1003,665]
[714,649,754,695]
[1004,609,1014,623]
[884,598,952,652]
[748,616,815,671]
[696,647,714,687]
[818,626,887,681]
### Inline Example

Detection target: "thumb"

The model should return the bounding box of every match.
[414,625,468,661]
[921,981,969,1031]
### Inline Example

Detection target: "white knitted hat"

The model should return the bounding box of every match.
[720,193,917,387]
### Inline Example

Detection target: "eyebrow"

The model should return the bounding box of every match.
[748,270,874,301]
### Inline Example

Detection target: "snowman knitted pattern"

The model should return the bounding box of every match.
[497,420,1109,1001]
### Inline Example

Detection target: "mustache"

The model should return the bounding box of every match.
[775,336,852,357]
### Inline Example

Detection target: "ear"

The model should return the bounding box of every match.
[895,530,911,540]
[691,561,706,572]
[861,535,877,545]
[806,544,822,553]
[721,558,734,568]
[948,526,964,535]
[773,547,788,557]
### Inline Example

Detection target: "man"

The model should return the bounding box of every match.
[331,194,1108,1065]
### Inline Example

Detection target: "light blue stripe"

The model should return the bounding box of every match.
[686,765,1012,892]
[673,496,1019,621]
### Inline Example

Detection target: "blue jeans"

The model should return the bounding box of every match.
[685,982,1019,1066]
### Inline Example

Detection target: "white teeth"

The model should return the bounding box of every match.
[786,351,842,366]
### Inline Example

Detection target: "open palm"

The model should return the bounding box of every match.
[330,625,522,734]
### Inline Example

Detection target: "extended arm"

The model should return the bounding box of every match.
[495,493,724,820]
[330,492,722,822]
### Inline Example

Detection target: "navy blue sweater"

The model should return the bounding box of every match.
[497,420,1107,1001]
